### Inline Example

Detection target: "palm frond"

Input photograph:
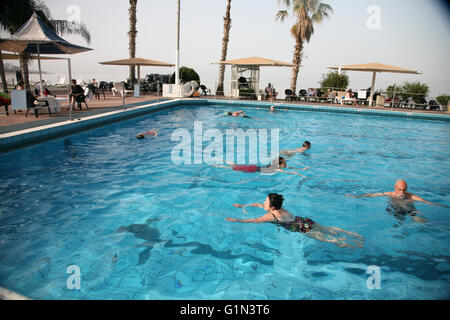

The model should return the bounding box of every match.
[275,10,289,22]
[51,19,91,44]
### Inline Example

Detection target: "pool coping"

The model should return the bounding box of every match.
[0,286,30,300]
[0,98,448,153]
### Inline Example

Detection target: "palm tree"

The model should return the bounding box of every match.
[216,0,232,96]
[128,0,138,84]
[276,0,332,93]
[0,0,91,91]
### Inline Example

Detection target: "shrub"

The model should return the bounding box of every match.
[384,81,429,103]
[401,81,429,103]
[170,66,200,84]
[436,95,450,106]
[385,84,403,99]
[319,71,349,91]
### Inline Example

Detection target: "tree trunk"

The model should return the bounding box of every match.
[0,51,8,93]
[19,52,30,90]
[128,0,138,84]
[216,0,232,96]
[290,39,303,93]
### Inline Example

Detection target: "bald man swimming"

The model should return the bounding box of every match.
[349,180,448,223]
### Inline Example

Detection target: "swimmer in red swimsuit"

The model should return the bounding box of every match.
[213,157,309,177]
[136,130,158,139]
[226,193,364,248]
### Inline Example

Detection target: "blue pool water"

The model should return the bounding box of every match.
[0,104,449,300]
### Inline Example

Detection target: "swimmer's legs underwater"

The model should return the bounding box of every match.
[306,224,364,248]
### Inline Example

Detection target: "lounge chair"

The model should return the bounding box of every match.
[113,82,134,97]
[298,89,307,101]
[428,100,441,111]
[285,89,297,102]
[200,85,211,95]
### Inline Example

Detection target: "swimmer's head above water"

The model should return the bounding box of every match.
[394,180,408,199]
[268,156,287,168]
[264,193,284,211]
[136,130,158,139]
[303,141,311,150]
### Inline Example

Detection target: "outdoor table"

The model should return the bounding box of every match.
[37,96,68,114]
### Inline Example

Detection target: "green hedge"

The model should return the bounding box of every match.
[436,95,450,106]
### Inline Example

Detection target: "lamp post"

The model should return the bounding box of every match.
[175,0,180,86]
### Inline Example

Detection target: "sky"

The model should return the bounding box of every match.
[2,0,450,98]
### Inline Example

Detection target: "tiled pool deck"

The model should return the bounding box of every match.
[0,98,449,154]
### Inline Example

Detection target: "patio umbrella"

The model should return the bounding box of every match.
[213,56,295,67]
[99,57,175,82]
[0,12,92,119]
[328,62,422,106]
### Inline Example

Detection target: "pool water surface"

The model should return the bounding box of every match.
[0,104,449,299]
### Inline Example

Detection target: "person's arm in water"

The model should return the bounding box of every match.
[276,168,307,178]
[410,194,450,208]
[232,203,263,208]
[280,147,306,156]
[226,212,275,223]
[287,166,310,171]
[348,191,392,198]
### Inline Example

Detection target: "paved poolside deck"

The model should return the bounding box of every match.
[0,93,448,134]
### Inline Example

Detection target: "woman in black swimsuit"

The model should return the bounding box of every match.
[226,193,364,248]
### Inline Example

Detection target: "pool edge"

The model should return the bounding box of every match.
[1,98,448,153]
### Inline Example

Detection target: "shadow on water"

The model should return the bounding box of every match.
[116,219,162,265]
[116,220,274,266]
[164,240,274,266]
[303,248,449,282]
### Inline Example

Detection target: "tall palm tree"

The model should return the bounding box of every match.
[216,0,232,96]
[276,0,332,93]
[0,0,91,91]
[128,0,138,84]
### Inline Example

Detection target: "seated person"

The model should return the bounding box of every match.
[327,89,336,102]
[264,83,278,101]
[70,79,87,110]
[16,81,48,117]
[342,89,357,106]
[34,80,54,97]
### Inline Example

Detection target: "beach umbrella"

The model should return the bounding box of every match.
[98,57,174,82]
[0,12,92,119]
[328,62,422,105]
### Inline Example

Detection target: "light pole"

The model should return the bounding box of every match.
[175,0,180,86]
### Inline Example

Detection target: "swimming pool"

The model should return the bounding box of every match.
[0,103,449,299]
